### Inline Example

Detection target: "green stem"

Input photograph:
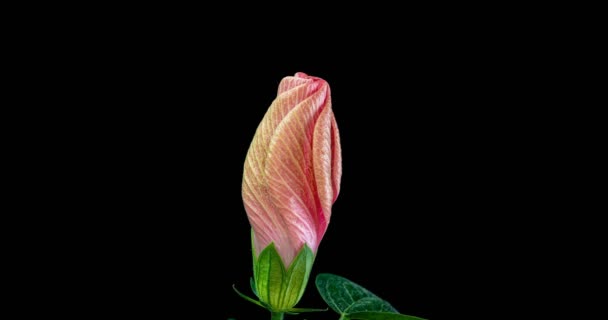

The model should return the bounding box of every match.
[271,311,284,320]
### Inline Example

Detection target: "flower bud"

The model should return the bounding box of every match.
[242,72,342,311]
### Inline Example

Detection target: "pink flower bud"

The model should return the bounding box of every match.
[242,72,342,267]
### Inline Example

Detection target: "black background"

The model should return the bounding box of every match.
[40,9,534,319]
[90,57,499,320]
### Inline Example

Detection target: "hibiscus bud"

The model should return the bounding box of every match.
[242,72,342,311]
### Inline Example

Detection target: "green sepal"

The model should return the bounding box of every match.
[234,281,326,315]
[254,242,315,311]
[255,242,287,307]
[282,243,314,308]
[251,229,258,286]
[249,277,258,297]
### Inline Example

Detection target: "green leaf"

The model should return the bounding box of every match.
[315,273,398,314]
[286,306,328,314]
[346,312,428,320]
[315,273,427,320]
[346,297,398,313]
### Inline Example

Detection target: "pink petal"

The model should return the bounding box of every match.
[242,72,341,267]
[331,115,342,202]
[312,98,335,238]
[264,85,329,264]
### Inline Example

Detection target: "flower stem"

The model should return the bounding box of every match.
[271,311,284,320]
